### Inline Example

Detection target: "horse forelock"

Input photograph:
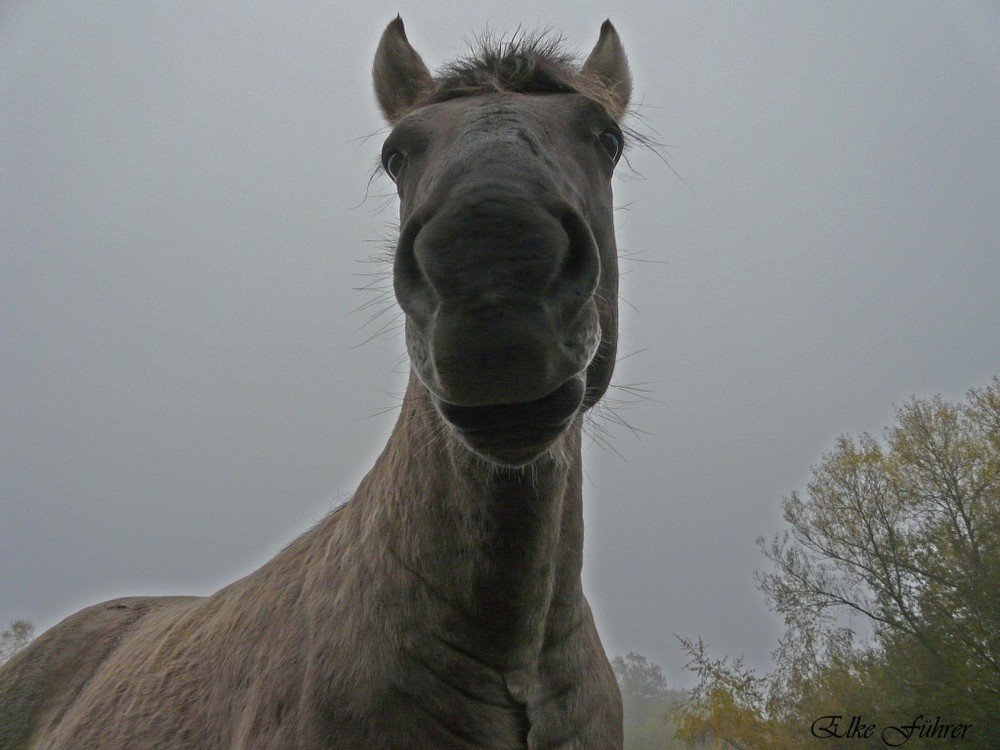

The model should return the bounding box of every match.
[413,32,623,119]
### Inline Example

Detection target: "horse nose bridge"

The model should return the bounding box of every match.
[424,196,564,294]
[396,187,601,319]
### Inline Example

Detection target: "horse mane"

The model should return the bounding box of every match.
[421,31,621,115]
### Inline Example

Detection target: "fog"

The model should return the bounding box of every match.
[2,2,998,685]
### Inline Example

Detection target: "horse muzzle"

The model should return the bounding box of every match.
[395,190,602,463]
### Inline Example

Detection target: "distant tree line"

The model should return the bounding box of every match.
[612,652,697,749]
[0,619,34,665]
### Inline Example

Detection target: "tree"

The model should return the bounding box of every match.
[612,652,691,749]
[0,619,35,665]
[672,636,779,750]
[675,378,1000,749]
[613,652,669,726]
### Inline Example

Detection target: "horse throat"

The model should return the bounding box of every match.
[368,372,587,674]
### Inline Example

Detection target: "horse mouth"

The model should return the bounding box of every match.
[433,376,585,465]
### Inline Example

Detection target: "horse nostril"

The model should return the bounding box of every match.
[557,210,601,301]
[393,218,436,323]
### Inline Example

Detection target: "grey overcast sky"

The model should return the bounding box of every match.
[2,2,998,686]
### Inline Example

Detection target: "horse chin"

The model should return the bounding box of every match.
[433,376,585,467]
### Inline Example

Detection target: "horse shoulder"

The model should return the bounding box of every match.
[0,595,197,749]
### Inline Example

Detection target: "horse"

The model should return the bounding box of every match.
[0,17,633,749]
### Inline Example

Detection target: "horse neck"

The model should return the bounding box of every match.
[353,371,587,669]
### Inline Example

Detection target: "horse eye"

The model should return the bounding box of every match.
[383,150,405,182]
[598,129,623,164]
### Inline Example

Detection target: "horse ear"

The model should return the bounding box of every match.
[373,16,434,124]
[582,20,632,120]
